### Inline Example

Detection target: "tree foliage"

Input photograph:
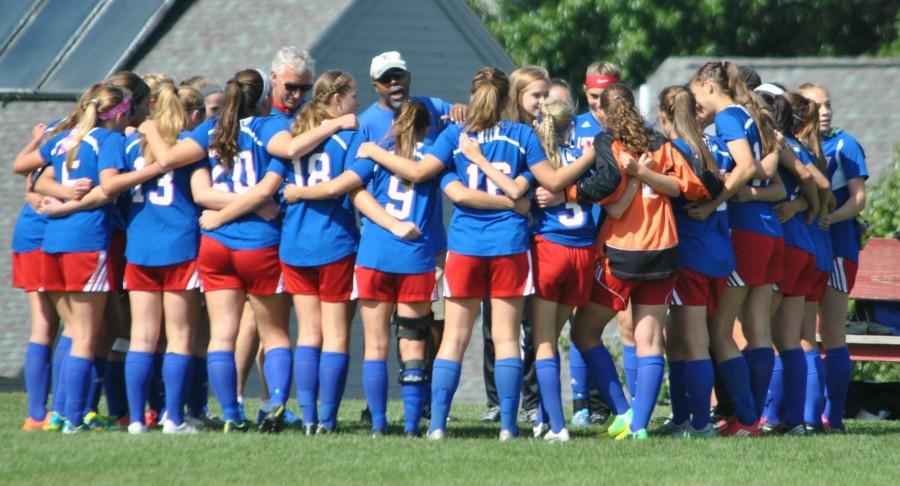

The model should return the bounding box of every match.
[473,0,900,86]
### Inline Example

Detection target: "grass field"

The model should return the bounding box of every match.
[1,392,899,485]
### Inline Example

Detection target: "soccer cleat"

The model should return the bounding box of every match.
[617,428,649,440]
[22,415,48,432]
[544,428,571,443]
[145,410,160,428]
[186,412,221,430]
[532,422,549,439]
[519,408,538,423]
[785,424,808,437]
[604,409,633,439]
[481,406,500,423]
[303,424,316,436]
[62,421,89,434]
[84,411,112,431]
[405,430,421,439]
[498,429,517,442]
[114,416,129,429]
[717,417,760,437]
[258,405,285,434]
[682,423,717,439]
[162,419,199,435]
[128,422,147,435]
[223,419,250,434]
[571,408,591,427]
[360,406,372,424]
[315,424,330,435]
[427,429,445,441]
[43,412,65,432]
[759,419,780,436]
[651,417,689,437]
[371,429,386,439]
[590,410,611,425]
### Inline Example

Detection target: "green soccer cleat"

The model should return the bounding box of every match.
[604,409,633,439]
[223,419,251,434]
[43,412,65,432]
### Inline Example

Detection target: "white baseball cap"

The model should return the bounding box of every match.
[754,83,785,96]
[370,51,408,79]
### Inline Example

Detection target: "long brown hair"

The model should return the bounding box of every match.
[504,65,549,126]
[690,61,776,156]
[141,83,189,165]
[600,84,648,153]
[784,91,826,172]
[535,97,574,169]
[65,85,129,170]
[659,86,717,172]
[465,67,509,133]
[392,101,430,161]
[209,69,265,171]
[291,70,355,135]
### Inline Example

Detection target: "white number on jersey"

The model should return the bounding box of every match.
[212,150,257,194]
[60,159,81,187]
[558,202,585,227]
[131,156,174,206]
[466,162,513,196]
[385,175,414,220]
[291,153,331,187]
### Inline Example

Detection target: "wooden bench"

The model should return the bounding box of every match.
[825,237,900,362]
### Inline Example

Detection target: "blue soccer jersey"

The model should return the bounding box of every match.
[428,121,547,257]
[821,128,868,262]
[279,130,361,267]
[115,133,202,266]
[715,105,782,237]
[531,145,597,248]
[671,138,736,277]
[351,141,438,273]
[40,128,122,253]
[572,111,603,150]
[809,218,834,272]
[777,137,816,254]
[12,119,63,253]
[186,116,289,250]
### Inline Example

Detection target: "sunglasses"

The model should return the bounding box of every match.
[285,82,314,93]
[376,70,408,85]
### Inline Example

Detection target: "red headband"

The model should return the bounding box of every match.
[584,74,620,90]
[99,97,132,121]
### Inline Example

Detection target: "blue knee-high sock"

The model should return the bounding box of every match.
[63,356,93,426]
[623,345,638,399]
[147,353,165,414]
[569,344,590,408]
[401,368,426,434]
[535,358,565,433]
[684,359,714,429]
[717,356,758,425]
[24,342,52,421]
[318,352,349,430]
[363,360,388,432]
[495,357,523,435]
[746,347,775,417]
[51,336,72,415]
[125,351,154,424]
[763,356,784,425]
[162,353,192,425]
[104,360,128,419]
[429,359,461,433]
[631,356,664,432]
[84,357,107,417]
[294,346,320,426]
[207,351,239,422]
[581,344,630,415]
[263,348,292,408]
[824,346,851,429]
[804,350,825,427]
[668,360,688,424]
[780,348,807,428]
[187,356,208,417]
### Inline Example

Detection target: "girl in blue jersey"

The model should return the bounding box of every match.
[139,68,357,433]
[97,82,207,434]
[655,86,734,438]
[799,82,867,432]
[688,61,783,436]
[288,100,444,437]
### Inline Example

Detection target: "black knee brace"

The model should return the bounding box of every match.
[399,359,429,385]
[394,313,433,341]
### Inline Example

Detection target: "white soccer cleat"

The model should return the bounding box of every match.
[544,428,571,443]
[427,429,445,441]
[499,429,517,442]
[162,419,198,435]
[127,422,147,435]
[532,422,549,438]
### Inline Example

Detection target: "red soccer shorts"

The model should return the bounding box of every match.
[352,266,437,303]
[443,250,533,299]
[590,265,676,311]
[670,267,727,317]
[108,231,126,292]
[776,246,816,297]
[828,257,858,294]
[198,236,283,296]
[124,260,201,292]
[41,250,111,293]
[281,253,355,302]
[728,229,785,287]
[531,235,595,307]
[806,269,830,303]
[12,249,43,292]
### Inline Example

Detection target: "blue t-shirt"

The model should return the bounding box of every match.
[572,111,603,150]
[671,138,735,277]
[715,105,781,237]
[40,128,122,253]
[821,128,868,262]
[351,141,438,273]
[279,130,361,266]
[531,145,597,248]
[778,137,816,254]
[115,133,202,266]
[12,119,61,253]
[428,121,547,257]
[186,116,289,250]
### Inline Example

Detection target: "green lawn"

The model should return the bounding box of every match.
[1,392,899,485]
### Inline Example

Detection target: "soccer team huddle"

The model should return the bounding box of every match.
[12,46,868,441]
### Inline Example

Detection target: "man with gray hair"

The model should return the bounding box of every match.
[269,45,316,122]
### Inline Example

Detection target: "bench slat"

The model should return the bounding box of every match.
[850,238,900,301]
